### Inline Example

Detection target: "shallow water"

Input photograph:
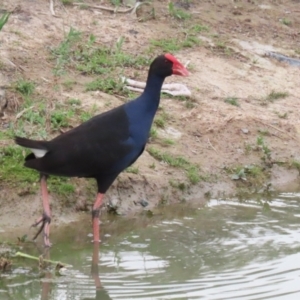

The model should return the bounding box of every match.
[1,193,300,300]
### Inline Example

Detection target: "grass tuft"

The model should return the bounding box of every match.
[147,147,200,184]
[224,97,239,107]
[267,90,289,102]
[14,79,35,97]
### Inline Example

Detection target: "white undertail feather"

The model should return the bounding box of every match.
[30,148,48,158]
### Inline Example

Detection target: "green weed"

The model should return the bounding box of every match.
[150,38,181,53]
[225,97,239,107]
[14,79,35,97]
[51,27,82,75]
[190,24,209,34]
[256,135,271,162]
[86,77,125,95]
[276,112,288,119]
[151,35,200,52]
[62,79,76,90]
[231,165,264,182]
[47,176,76,198]
[61,0,73,5]
[51,107,75,129]
[150,126,158,139]
[67,98,81,106]
[187,165,200,184]
[291,160,300,172]
[169,179,187,191]
[147,147,200,184]
[168,2,191,20]
[0,12,10,31]
[77,37,149,74]
[0,146,37,185]
[267,90,289,102]
[80,111,93,122]
[125,166,139,174]
[110,0,121,5]
[281,18,291,26]
[161,138,175,146]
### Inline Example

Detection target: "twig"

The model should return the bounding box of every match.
[49,0,56,16]
[254,118,297,140]
[15,251,71,267]
[4,57,25,72]
[207,138,219,154]
[72,2,134,13]
[15,106,34,120]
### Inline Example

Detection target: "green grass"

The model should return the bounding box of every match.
[80,111,93,122]
[61,0,74,5]
[0,145,77,197]
[231,164,265,183]
[51,27,82,75]
[147,147,200,184]
[256,135,271,162]
[224,97,239,107]
[125,166,139,174]
[14,79,35,96]
[161,138,175,146]
[151,36,200,52]
[168,2,191,20]
[77,37,149,75]
[62,79,76,90]
[267,90,289,102]
[169,179,187,191]
[281,18,291,26]
[291,160,300,172]
[154,111,169,129]
[110,0,121,5]
[150,126,158,140]
[86,77,126,95]
[0,12,10,31]
[67,98,81,106]
[189,24,209,34]
[51,108,75,129]
[48,177,75,197]
[151,38,182,53]
[0,146,37,185]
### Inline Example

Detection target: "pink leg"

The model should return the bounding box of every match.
[92,193,104,243]
[32,174,52,247]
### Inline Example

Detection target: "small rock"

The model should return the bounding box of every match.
[136,2,155,22]
[107,197,120,214]
[134,199,149,207]
[241,128,249,134]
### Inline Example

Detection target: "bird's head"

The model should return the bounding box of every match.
[150,53,189,78]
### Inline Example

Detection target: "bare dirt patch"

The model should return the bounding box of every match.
[1,0,300,234]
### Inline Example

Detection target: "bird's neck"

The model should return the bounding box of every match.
[139,73,165,112]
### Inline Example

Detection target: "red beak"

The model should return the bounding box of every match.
[164,53,189,76]
[172,61,189,76]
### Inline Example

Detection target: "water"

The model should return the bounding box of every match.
[1,193,300,299]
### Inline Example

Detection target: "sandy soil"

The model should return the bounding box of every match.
[0,0,300,233]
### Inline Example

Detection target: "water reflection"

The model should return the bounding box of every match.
[2,194,300,299]
[39,241,112,300]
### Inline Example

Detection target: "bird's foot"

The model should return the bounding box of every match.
[31,213,52,247]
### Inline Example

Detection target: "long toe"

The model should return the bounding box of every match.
[31,213,52,246]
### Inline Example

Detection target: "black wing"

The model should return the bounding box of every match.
[24,106,132,177]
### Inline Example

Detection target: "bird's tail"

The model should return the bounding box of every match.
[15,136,48,150]
[15,136,49,158]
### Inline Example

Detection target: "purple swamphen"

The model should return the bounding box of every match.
[15,53,189,246]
